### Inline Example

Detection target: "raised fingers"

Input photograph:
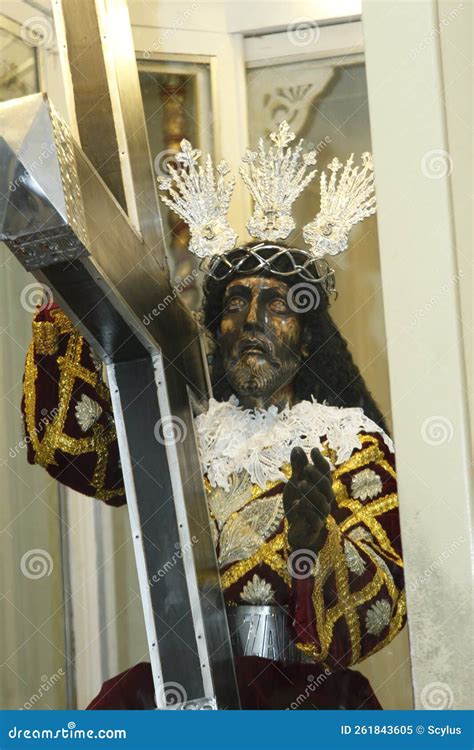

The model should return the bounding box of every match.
[310,447,331,480]
[290,446,308,481]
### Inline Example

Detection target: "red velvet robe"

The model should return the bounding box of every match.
[22,305,406,710]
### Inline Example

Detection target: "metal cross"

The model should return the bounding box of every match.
[0,0,239,710]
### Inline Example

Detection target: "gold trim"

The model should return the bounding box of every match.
[23,325,124,500]
[220,521,291,589]
[32,321,59,355]
[294,434,404,665]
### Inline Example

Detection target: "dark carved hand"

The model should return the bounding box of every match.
[283,446,334,553]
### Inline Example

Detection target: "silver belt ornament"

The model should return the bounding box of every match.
[226,605,309,663]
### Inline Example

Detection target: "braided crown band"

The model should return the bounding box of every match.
[157,122,376,293]
[203,243,336,296]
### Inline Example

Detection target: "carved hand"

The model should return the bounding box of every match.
[283,446,335,553]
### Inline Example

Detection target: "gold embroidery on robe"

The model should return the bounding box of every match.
[23,319,124,502]
[206,431,404,668]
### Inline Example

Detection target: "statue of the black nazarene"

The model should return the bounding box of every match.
[23,123,405,709]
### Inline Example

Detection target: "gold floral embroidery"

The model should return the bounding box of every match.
[332,435,396,481]
[364,591,406,659]
[205,472,286,569]
[207,473,252,527]
[220,523,291,589]
[218,494,284,568]
[75,394,103,432]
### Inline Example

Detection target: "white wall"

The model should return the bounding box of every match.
[363,0,472,709]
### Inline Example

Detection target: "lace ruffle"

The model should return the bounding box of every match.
[195,396,393,491]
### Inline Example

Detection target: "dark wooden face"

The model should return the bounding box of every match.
[219,276,304,401]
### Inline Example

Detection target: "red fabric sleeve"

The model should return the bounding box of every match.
[289,432,406,669]
[21,304,125,506]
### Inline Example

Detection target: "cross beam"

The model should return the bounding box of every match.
[0,0,239,711]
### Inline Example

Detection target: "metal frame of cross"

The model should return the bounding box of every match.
[0,0,239,710]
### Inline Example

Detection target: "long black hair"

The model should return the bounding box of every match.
[202,244,388,433]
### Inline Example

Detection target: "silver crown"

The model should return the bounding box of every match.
[157,140,237,259]
[303,153,376,258]
[157,123,377,282]
[239,121,317,242]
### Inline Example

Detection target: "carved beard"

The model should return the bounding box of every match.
[223,344,300,400]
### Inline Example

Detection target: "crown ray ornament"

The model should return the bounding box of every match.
[303,152,376,258]
[239,121,318,242]
[157,123,377,294]
[157,139,237,259]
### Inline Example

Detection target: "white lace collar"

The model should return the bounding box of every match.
[195,395,393,491]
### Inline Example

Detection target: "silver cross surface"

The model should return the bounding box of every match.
[0,0,238,710]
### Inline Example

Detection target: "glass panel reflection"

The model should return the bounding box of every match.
[138,59,213,310]
[246,57,413,710]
